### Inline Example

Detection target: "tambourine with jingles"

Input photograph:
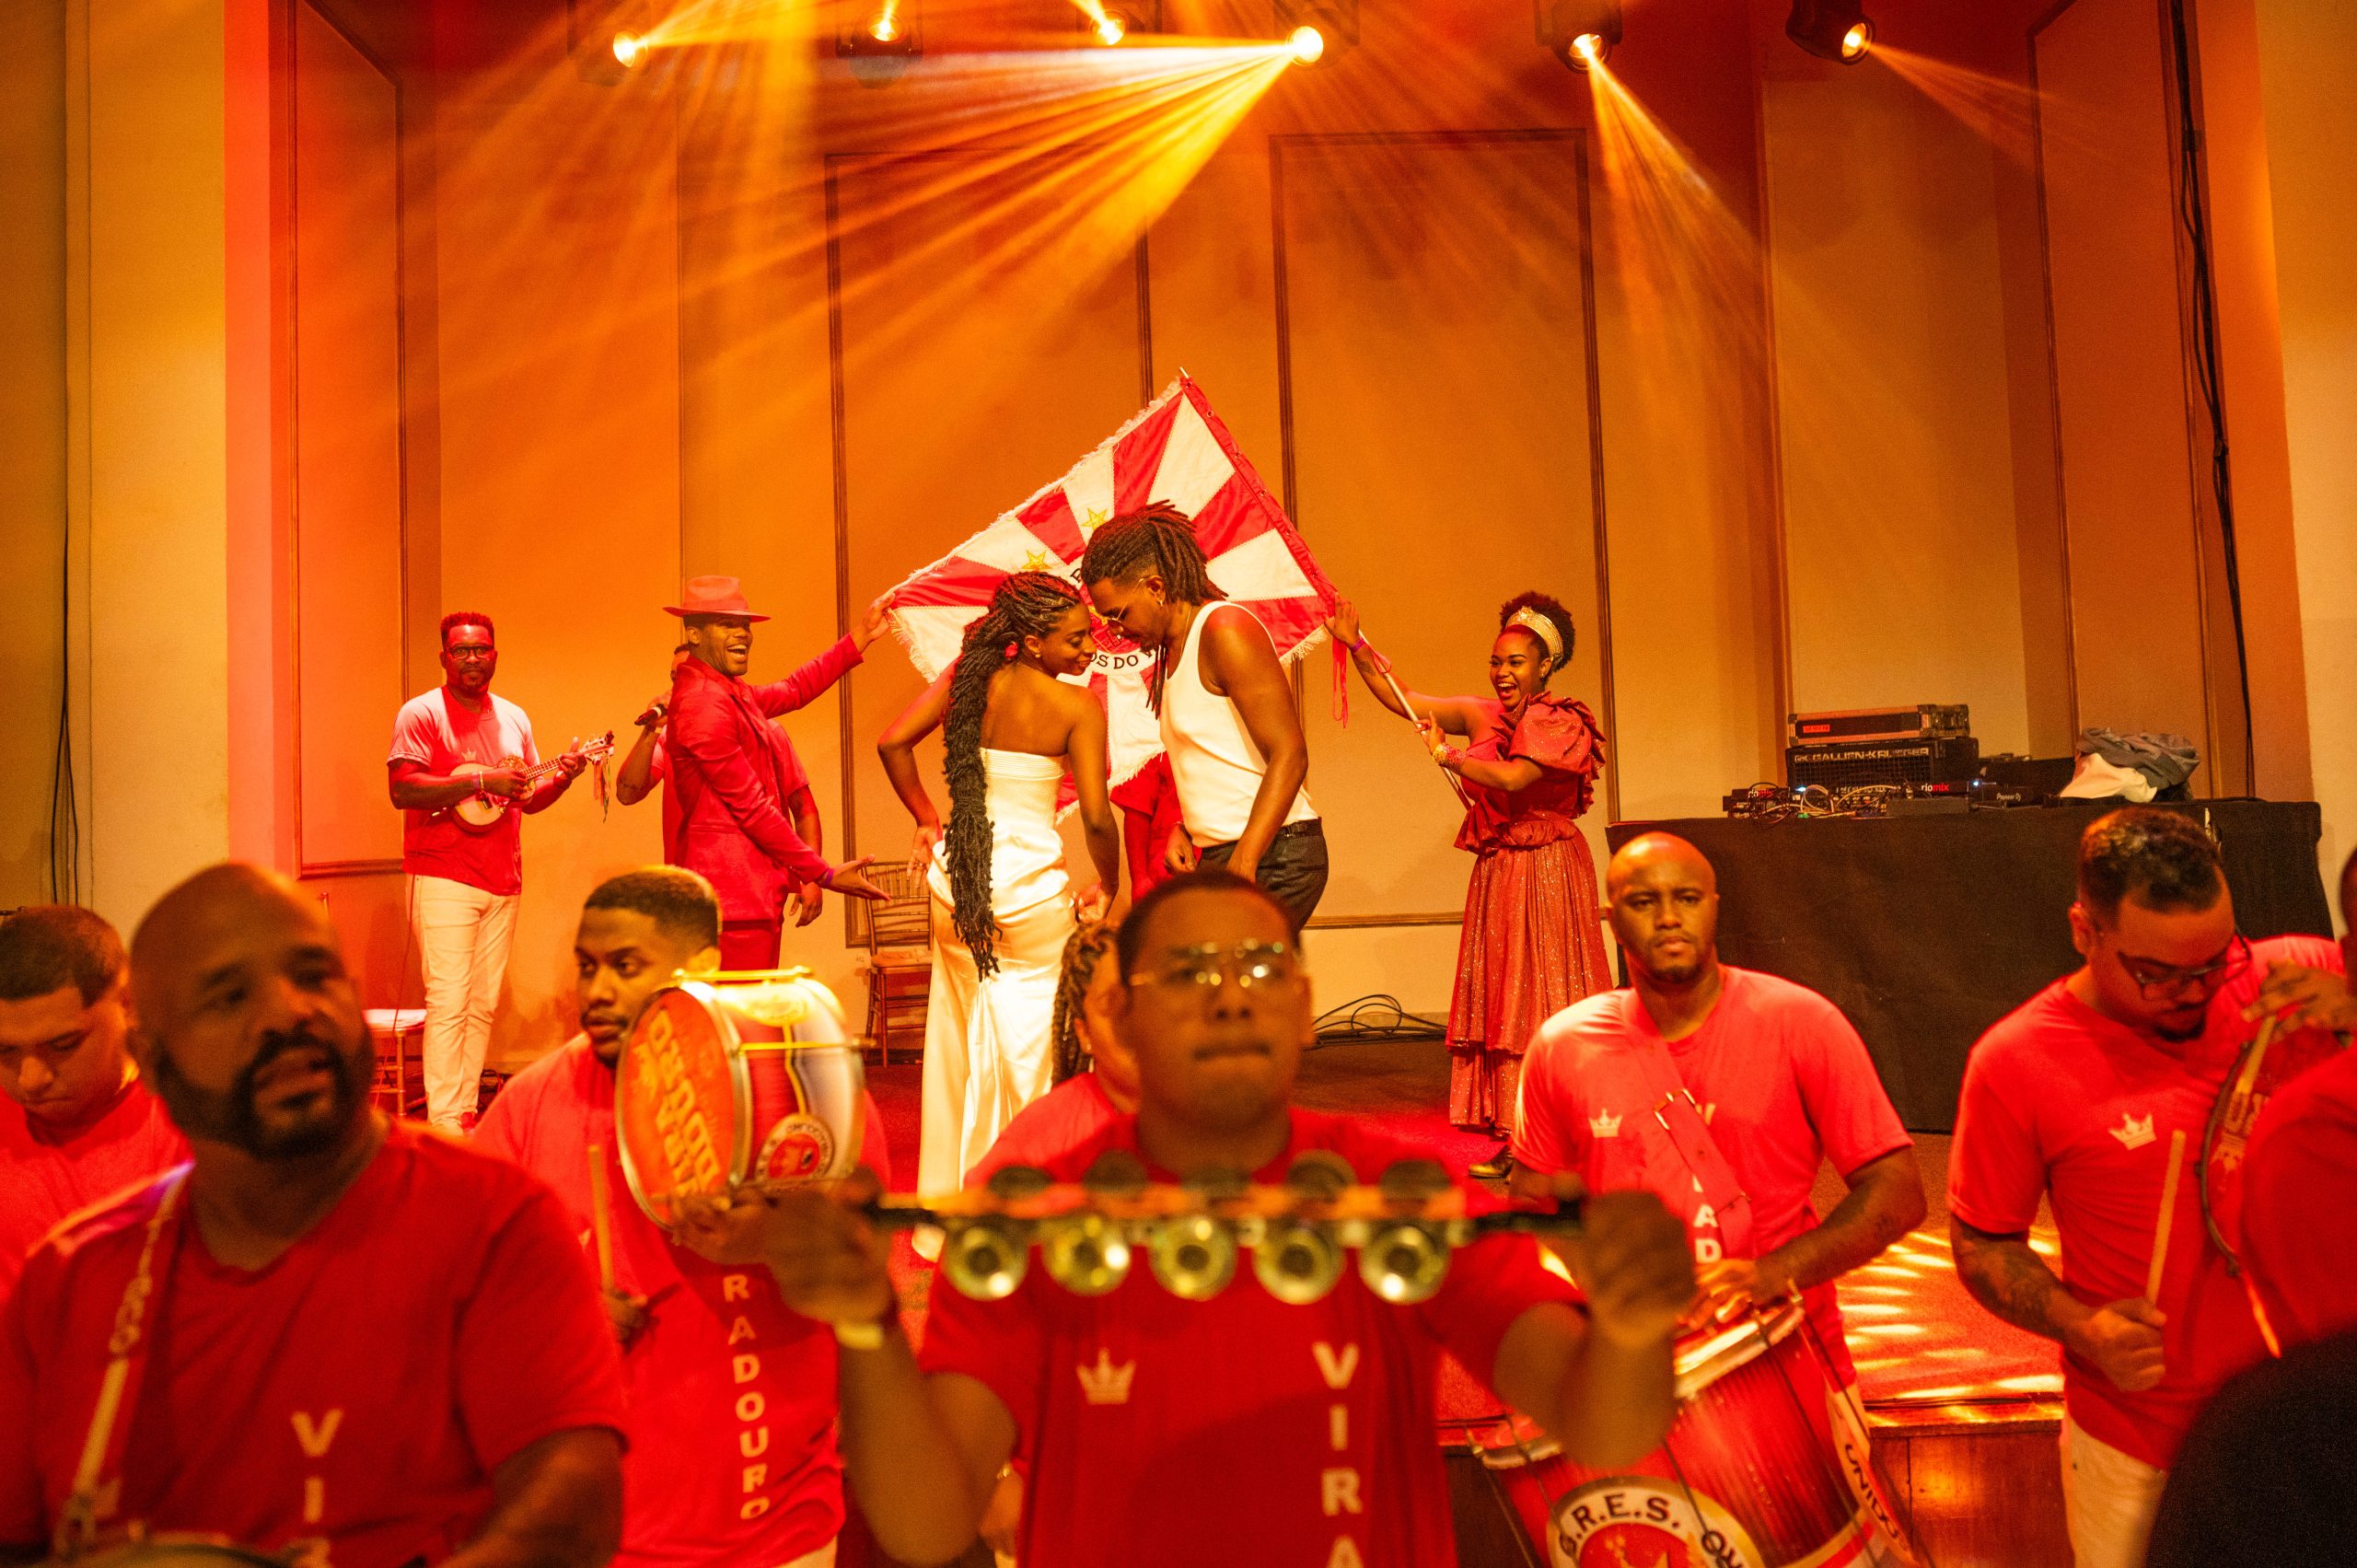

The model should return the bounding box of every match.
[614,970,865,1227]
[42,1537,294,1568]
[875,1149,1588,1306]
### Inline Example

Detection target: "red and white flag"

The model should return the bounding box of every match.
[883,373,1340,787]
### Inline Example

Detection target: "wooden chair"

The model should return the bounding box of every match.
[858,860,935,1064]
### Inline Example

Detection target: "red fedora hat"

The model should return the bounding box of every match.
[664,575,770,622]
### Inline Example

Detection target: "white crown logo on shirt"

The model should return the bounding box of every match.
[1076,1348,1136,1405]
[2110,1113,2156,1150]
[1589,1109,1623,1139]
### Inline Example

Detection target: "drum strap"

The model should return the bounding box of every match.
[55,1166,192,1562]
[1622,1029,1757,1260]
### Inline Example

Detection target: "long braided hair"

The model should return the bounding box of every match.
[1050,921,1119,1084]
[1077,502,1225,713]
[944,572,1087,975]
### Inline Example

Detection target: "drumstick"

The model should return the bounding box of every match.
[2145,1128,2188,1304]
[586,1143,618,1295]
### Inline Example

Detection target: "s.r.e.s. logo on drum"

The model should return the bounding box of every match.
[1550,1478,1766,1568]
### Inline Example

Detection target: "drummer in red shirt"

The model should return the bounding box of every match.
[476,866,891,1568]
[0,906,187,1302]
[1509,832,1927,1391]
[2234,843,2357,1351]
[679,869,1697,1568]
[1948,807,2336,1568]
[0,864,625,1568]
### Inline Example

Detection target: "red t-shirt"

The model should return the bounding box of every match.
[1511,967,1911,1385]
[1947,935,2339,1468]
[476,1037,890,1568]
[1109,753,1181,896]
[919,1108,1581,1568]
[0,1075,187,1303]
[0,1121,625,1566]
[2238,1045,2357,1351]
[388,688,540,896]
[963,1074,1120,1191]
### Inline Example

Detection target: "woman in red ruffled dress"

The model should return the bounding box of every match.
[1329,591,1611,1177]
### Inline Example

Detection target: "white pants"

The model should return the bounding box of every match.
[412,874,519,1132]
[917,890,1071,1200]
[2061,1416,2168,1568]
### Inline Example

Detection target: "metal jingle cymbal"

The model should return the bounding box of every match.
[1254,1217,1345,1306]
[1284,1149,1355,1201]
[1147,1213,1239,1301]
[941,1216,1028,1301]
[1376,1158,1451,1204]
[1361,1220,1451,1305]
[1042,1211,1132,1296]
[1081,1148,1151,1200]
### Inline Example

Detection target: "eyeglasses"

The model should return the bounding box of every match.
[1127,941,1304,996]
[2104,932,2252,999]
[446,646,497,661]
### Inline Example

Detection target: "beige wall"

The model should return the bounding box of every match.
[0,3,69,908]
[2254,0,2357,921]
[1761,49,2033,755]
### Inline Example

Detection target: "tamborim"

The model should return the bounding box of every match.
[614,970,865,1226]
[1467,1302,1917,1568]
[45,1538,288,1568]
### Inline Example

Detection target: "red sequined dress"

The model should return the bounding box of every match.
[1446,694,1611,1132]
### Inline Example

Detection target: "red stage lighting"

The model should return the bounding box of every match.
[1538,2,1622,73]
[1787,1,1875,64]
[1274,1,1354,65]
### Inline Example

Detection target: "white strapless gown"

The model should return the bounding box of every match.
[917,749,1074,1203]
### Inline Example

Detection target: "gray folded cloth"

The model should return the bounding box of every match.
[2075,727,2200,791]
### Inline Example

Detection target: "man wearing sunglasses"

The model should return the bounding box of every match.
[1948,807,2342,1568]
[672,869,1697,1568]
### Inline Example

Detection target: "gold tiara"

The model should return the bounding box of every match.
[1507,607,1563,665]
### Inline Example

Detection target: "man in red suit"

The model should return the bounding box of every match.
[666,575,888,967]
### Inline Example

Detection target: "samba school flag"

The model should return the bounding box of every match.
[882,373,1341,788]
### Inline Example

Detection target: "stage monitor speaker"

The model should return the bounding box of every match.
[1787,736,1980,791]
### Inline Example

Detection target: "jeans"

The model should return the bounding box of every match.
[1198,819,1329,934]
[412,875,519,1131]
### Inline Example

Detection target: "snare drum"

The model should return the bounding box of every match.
[1470,1303,1916,1568]
[614,970,866,1226]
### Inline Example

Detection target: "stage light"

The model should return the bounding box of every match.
[572,4,656,87]
[1274,1,1354,65]
[1538,2,1622,73]
[838,2,921,85]
[1074,3,1151,46]
[1787,1,1875,63]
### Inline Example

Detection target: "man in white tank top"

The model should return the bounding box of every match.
[1080,505,1328,931]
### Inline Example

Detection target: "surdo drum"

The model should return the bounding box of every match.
[1469,1302,1918,1568]
[614,970,865,1226]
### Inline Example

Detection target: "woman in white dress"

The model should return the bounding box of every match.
[878,573,1121,1198]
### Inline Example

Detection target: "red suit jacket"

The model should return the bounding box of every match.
[668,638,860,923]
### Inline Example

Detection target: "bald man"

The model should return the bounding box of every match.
[1510,832,1924,1388]
[0,864,625,1568]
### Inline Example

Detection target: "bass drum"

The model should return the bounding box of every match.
[614,970,866,1226]
[1469,1302,1918,1568]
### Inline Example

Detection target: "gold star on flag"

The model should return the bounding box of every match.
[1021,549,1051,573]
[1079,507,1109,535]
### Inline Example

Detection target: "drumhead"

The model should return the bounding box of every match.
[47,1538,284,1568]
[1672,1298,1803,1404]
[615,983,752,1226]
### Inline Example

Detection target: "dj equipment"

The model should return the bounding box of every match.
[894,1149,1585,1305]
[1788,703,1969,745]
[1786,735,1980,791]
[614,970,866,1226]
[1468,1301,1920,1567]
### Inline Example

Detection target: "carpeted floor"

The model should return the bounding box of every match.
[865,1036,2062,1412]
